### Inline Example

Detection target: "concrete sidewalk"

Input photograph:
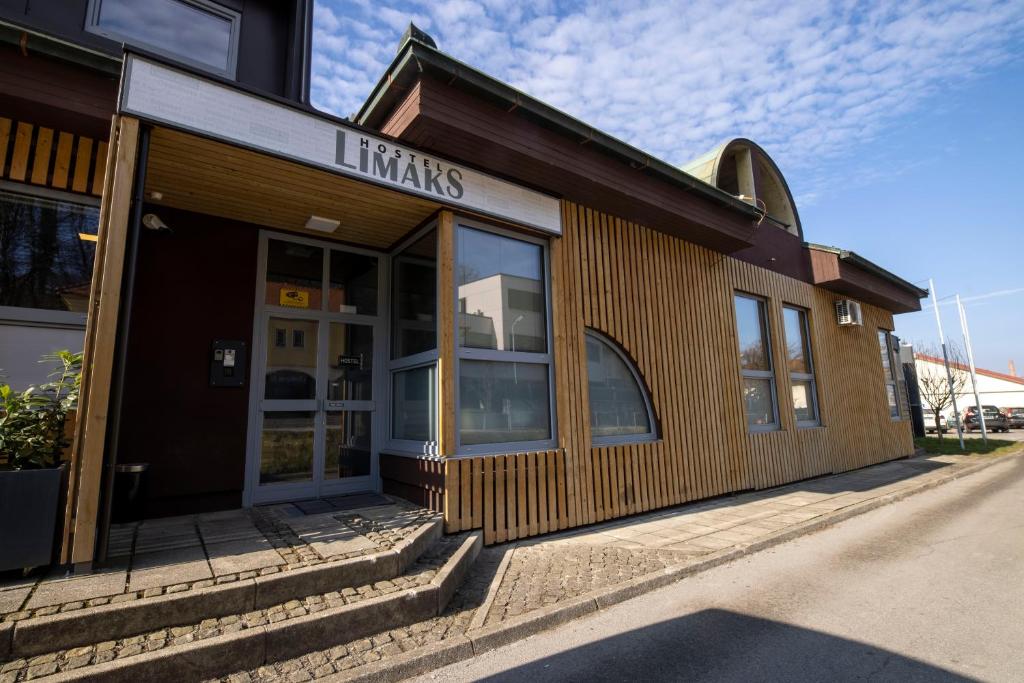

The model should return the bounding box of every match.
[213,448,1021,683]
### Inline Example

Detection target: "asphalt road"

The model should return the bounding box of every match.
[416,455,1024,683]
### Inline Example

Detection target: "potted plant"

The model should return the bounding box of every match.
[0,350,81,572]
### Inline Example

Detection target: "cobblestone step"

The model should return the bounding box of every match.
[0,515,442,662]
[0,532,481,683]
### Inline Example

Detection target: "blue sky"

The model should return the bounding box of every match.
[311,0,1024,373]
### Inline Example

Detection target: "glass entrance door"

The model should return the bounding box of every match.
[247,234,383,504]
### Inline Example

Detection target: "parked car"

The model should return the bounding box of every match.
[1006,408,1024,429]
[924,412,948,434]
[963,405,1009,433]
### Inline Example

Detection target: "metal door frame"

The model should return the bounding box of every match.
[243,231,388,506]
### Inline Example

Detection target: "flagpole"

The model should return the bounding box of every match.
[929,278,964,449]
[956,294,987,444]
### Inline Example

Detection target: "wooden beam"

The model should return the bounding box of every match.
[30,127,54,185]
[60,117,120,565]
[9,122,33,181]
[52,132,75,189]
[71,137,94,194]
[68,116,139,567]
[0,118,11,176]
[436,210,456,456]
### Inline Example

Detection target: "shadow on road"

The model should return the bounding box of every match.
[476,608,975,683]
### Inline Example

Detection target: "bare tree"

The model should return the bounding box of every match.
[916,343,971,438]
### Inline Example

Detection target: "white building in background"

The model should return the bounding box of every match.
[914,352,1024,412]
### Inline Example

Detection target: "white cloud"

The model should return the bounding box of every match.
[311,0,1024,202]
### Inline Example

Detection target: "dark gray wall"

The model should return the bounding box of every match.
[1,0,310,100]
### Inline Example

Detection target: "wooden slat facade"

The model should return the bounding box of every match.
[442,200,914,543]
[0,116,106,196]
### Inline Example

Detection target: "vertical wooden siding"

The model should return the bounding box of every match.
[0,117,106,196]
[444,201,914,542]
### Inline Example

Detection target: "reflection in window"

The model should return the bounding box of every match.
[266,239,322,310]
[264,317,317,400]
[783,306,819,426]
[586,331,655,443]
[87,0,239,75]
[392,229,436,359]
[325,411,372,479]
[457,227,547,354]
[327,323,373,401]
[392,365,436,443]
[0,191,98,312]
[878,330,900,418]
[734,294,778,430]
[329,249,377,316]
[260,411,314,484]
[391,227,438,450]
[459,360,550,446]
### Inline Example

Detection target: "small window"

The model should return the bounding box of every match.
[878,330,900,418]
[292,329,305,349]
[86,0,241,77]
[274,328,286,348]
[783,306,819,427]
[585,330,656,445]
[734,294,778,430]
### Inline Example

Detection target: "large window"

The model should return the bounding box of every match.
[783,306,819,427]
[86,0,241,77]
[878,330,900,418]
[389,227,438,451]
[456,223,553,451]
[734,293,778,431]
[0,190,99,320]
[585,330,656,445]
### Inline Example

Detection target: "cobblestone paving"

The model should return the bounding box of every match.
[204,453,1010,682]
[483,544,707,625]
[0,535,463,682]
[0,502,436,624]
[206,546,508,683]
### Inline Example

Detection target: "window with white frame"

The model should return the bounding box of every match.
[86,0,241,77]
[585,330,657,445]
[782,306,819,426]
[456,223,554,452]
[389,227,438,451]
[734,293,778,430]
[878,329,900,418]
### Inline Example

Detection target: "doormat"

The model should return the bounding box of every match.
[290,492,391,515]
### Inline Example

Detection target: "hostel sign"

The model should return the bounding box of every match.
[118,54,562,235]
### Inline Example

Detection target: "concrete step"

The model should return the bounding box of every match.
[1,532,481,682]
[1,514,443,662]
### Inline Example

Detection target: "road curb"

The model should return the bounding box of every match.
[329,452,1019,681]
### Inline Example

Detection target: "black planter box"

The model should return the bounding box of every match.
[0,465,65,572]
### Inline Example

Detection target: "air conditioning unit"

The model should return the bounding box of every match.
[835,299,863,326]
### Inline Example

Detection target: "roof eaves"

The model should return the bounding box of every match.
[805,242,927,298]
[357,38,761,220]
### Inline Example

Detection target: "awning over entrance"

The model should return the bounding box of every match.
[145,127,442,248]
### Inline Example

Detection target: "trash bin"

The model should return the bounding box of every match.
[112,463,149,523]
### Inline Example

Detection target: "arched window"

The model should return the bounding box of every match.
[585,330,657,445]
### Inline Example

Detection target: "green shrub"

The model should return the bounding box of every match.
[0,350,82,470]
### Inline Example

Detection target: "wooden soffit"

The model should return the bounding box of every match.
[144,127,442,249]
[375,75,759,254]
